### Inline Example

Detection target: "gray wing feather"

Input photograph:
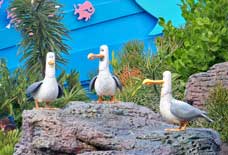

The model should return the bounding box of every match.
[57,84,63,98]
[26,81,43,95]
[112,75,122,91]
[89,76,97,91]
[170,99,203,121]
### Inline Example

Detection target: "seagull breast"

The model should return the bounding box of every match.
[33,78,59,102]
[95,73,116,96]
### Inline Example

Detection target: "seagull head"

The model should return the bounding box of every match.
[142,71,172,95]
[88,45,109,71]
[45,52,56,78]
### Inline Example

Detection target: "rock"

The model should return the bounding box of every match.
[185,62,228,108]
[221,143,228,155]
[14,102,221,155]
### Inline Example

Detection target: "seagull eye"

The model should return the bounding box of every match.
[101,49,104,52]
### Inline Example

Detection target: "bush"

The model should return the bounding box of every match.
[0,59,37,127]
[204,84,228,143]
[156,0,228,82]
[0,130,21,155]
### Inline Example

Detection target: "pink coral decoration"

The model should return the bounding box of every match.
[74,1,95,21]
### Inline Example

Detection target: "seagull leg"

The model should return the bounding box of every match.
[165,121,188,132]
[35,99,39,109]
[179,121,188,131]
[97,96,103,104]
[110,96,118,103]
[44,101,58,110]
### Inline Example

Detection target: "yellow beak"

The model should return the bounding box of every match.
[142,79,164,85]
[88,53,104,60]
[48,60,55,65]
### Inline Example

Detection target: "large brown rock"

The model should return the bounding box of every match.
[185,62,228,108]
[14,102,221,155]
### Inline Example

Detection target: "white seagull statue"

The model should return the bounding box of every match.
[26,52,63,109]
[88,45,122,103]
[143,71,213,131]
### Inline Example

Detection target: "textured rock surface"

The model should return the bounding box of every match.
[14,102,221,155]
[185,62,228,108]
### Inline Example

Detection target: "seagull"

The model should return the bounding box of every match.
[88,45,122,103]
[143,71,213,131]
[26,52,63,109]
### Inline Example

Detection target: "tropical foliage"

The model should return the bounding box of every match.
[56,70,89,106]
[0,130,21,155]
[9,0,69,77]
[0,59,35,127]
[156,0,228,82]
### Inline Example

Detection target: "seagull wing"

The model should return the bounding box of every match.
[170,98,204,121]
[57,84,63,98]
[89,76,97,91]
[26,81,43,96]
[112,75,122,91]
[25,81,43,101]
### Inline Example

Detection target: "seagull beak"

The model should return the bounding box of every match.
[142,79,164,85]
[48,60,55,65]
[88,53,104,60]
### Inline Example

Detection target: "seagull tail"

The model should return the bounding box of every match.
[201,113,213,123]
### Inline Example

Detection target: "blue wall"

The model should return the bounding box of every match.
[0,0,160,82]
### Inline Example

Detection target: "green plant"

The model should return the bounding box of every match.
[118,41,145,69]
[0,130,21,155]
[0,59,36,127]
[156,0,228,82]
[10,0,69,77]
[55,70,89,106]
[204,84,228,143]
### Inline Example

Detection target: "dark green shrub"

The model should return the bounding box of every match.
[156,0,228,82]
[0,59,37,127]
